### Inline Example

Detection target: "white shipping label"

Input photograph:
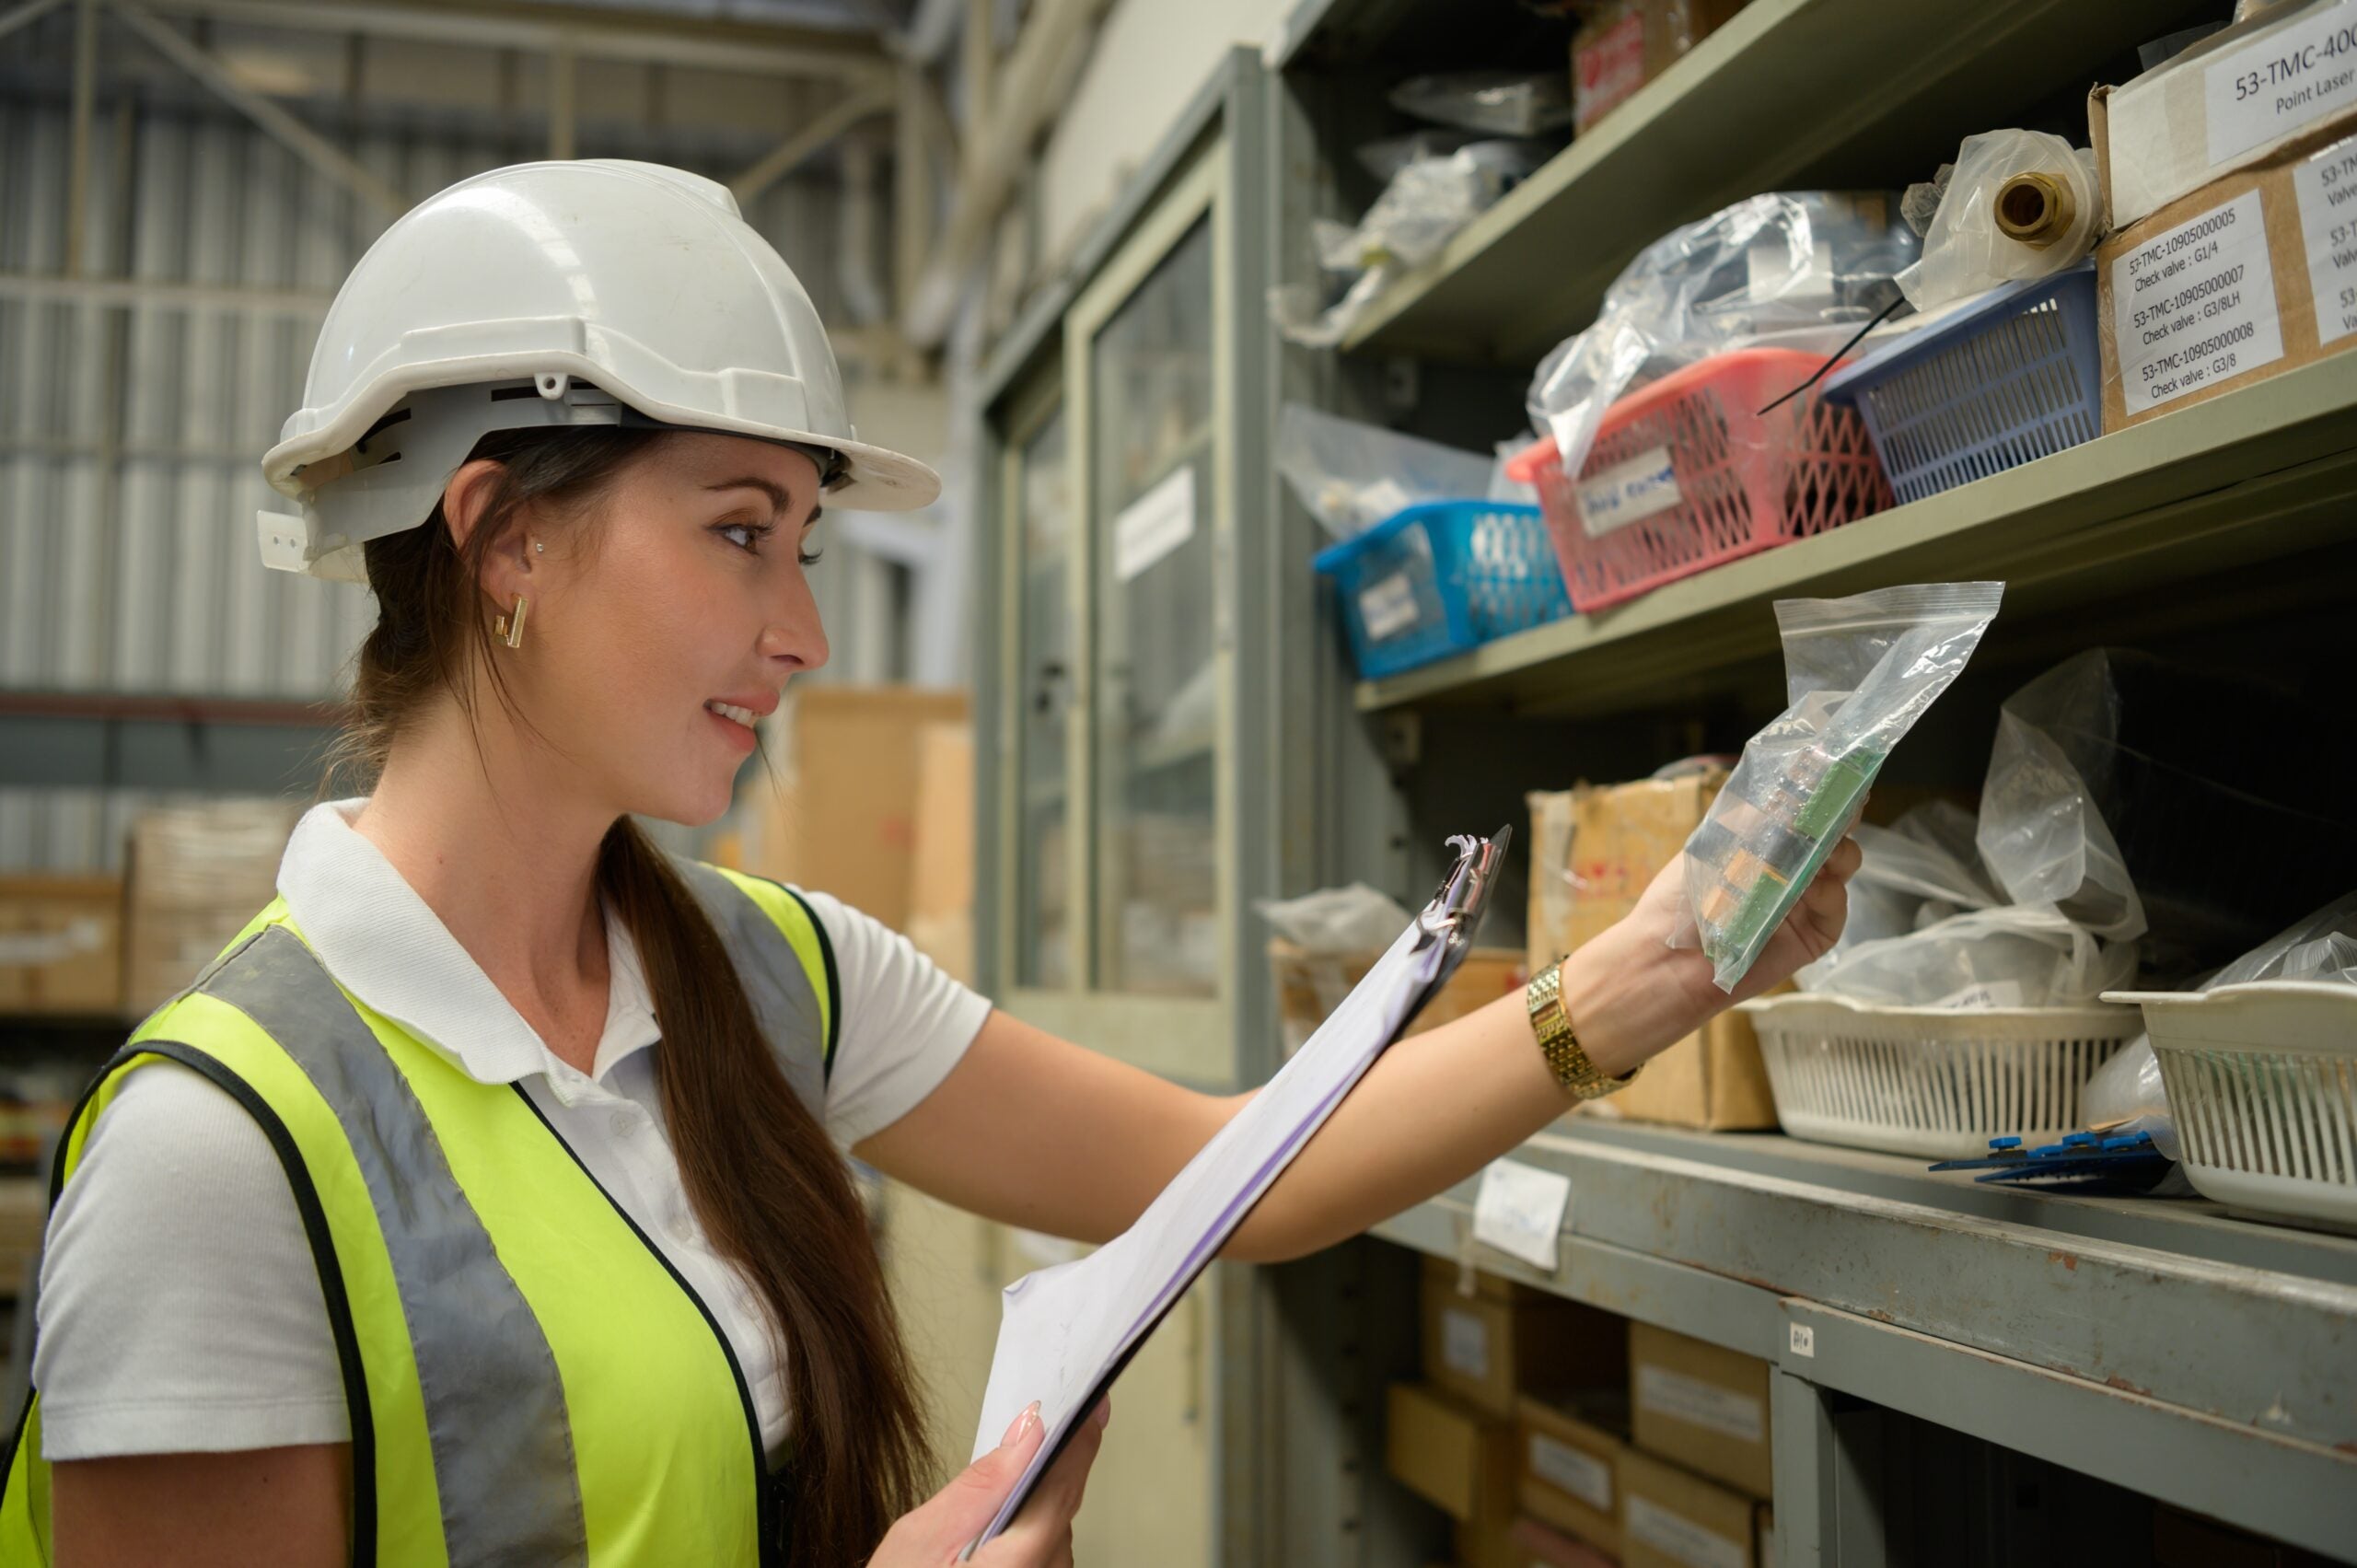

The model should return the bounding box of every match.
[2295,136,2357,345]
[2207,0,2357,167]
[1528,1434,1612,1512]
[1112,464,1197,583]
[2109,191,2285,414]
[1637,1365,1765,1445]
[1355,571,1422,639]
[1575,446,1681,537]
[1440,1307,1492,1382]
[0,917,106,965]
[1472,1158,1573,1272]
[1625,1496,1747,1568]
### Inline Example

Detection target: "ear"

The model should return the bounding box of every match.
[443,459,536,604]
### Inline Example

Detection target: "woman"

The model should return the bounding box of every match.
[1,161,1855,1568]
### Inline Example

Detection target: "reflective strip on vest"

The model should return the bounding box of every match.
[1,862,830,1567]
[210,924,591,1565]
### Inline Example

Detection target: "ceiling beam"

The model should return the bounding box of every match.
[131,0,894,87]
[728,78,894,204]
[0,0,71,44]
[110,0,409,216]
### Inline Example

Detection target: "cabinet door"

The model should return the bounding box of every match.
[1086,206,1220,1000]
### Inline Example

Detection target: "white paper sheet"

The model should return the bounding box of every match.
[967,840,1500,1547]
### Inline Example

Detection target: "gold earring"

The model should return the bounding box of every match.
[493,595,529,650]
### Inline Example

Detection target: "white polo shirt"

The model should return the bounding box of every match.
[33,798,990,1464]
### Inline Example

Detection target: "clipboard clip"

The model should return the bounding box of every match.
[1419,826,1511,942]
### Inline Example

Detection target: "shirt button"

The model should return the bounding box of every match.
[610,1109,636,1139]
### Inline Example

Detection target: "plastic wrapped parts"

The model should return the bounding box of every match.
[1896,130,2100,315]
[1387,70,1573,138]
[1677,582,2003,993]
[1273,403,1494,540]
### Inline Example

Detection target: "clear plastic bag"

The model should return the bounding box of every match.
[1975,651,2147,944]
[1524,192,1919,488]
[1255,884,1413,953]
[1802,901,2138,1008]
[1355,128,1481,183]
[1895,131,2100,315]
[1275,142,1550,348]
[1273,403,1493,539]
[1677,582,2003,992]
[2082,1035,2182,1159]
[1387,70,1573,137]
[2206,890,2357,987]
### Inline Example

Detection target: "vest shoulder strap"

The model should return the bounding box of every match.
[667,859,841,1107]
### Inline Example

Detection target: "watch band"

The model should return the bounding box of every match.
[1526,958,1638,1102]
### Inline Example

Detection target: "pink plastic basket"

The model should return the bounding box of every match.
[1507,348,1892,612]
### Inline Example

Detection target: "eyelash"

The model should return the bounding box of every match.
[717,519,822,568]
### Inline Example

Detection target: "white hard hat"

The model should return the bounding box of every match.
[258,158,938,583]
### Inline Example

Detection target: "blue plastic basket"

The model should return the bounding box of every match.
[1310,500,1571,679]
[1821,268,2101,505]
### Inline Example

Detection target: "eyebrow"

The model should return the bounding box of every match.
[704,477,797,515]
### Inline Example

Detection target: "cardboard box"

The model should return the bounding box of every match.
[2092,0,2357,230]
[1514,1516,1622,1568]
[1454,1512,1525,1568]
[745,686,969,933]
[1387,1381,1516,1524]
[0,1178,41,1295]
[1270,944,1523,1059]
[2096,122,2357,431]
[0,876,123,1016]
[1527,777,1779,1131]
[125,800,302,1015]
[1573,0,1747,133]
[1629,1322,1772,1501]
[1620,1448,1759,1568]
[1517,1393,1627,1554]
[1423,1257,1630,1420]
[905,721,975,986]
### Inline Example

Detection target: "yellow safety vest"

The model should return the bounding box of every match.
[0,858,840,1568]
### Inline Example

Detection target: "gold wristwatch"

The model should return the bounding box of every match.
[1526,958,1638,1101]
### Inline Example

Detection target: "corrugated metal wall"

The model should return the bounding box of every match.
[0,89,859,871]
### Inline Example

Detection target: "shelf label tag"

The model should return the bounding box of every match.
[1575,446,1680,537]
[2295,134,2357,345]
[2109,190,2284,414]
[1440,1307,1491,1381]
[2206,0,2357,167]
[1472,1158,1571,1272]
[1626,1496,1747,1568]
[1789,1321,1817,1358]
[1529,1434,1613,1511]
[1113,464,1197,583]
[1356,571,1422,639]
[1637,1365,1765,1445]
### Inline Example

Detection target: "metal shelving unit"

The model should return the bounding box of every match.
[1243,0,2357,1563]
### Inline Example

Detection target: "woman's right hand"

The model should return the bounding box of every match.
[872,1398,1111,1568]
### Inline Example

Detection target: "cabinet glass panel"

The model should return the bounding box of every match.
[1015,404,1074,990]
[1091,215,1217,997]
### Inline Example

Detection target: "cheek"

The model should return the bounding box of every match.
[550,538,742,709]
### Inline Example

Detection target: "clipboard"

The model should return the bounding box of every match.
[964,830,1510,1554]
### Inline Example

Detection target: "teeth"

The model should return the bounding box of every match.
[705,701,758,729]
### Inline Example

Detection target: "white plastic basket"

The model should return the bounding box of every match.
[2107,981,2357,1230]
[1740,993,2142,1158]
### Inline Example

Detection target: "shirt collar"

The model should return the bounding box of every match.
[275,798,663,1094]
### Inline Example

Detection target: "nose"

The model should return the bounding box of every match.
[758,567,830,675]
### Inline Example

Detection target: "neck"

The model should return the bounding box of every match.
[352,696,615,1069]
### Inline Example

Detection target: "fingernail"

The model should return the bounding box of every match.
[1092,1400,1112,1432]
[1001,1400,1041,1449]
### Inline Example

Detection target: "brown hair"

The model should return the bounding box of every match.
[330,424,928,1562]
